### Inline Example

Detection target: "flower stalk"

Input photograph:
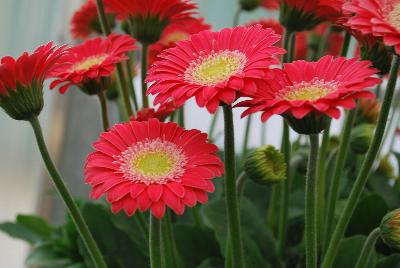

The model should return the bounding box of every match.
[150,214,162,268]
[95,0,133,116]
[354,228,381,268]
[29,116,107,268]
[98,91,110,131]
[305,134,319,268]
[141,43,149,108]
[222,104,245,268]
[322,55,400,268]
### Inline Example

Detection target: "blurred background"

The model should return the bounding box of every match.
[0,0,395,267]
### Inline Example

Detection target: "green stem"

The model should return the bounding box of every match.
[236,172,247,201]
[191,206,204,227]
[222,104,245,268]
[316,27,332,59]
[322,55,400,268]
[135,212,149,238]
[98,92,110,131]
[162,211,178,268]
[340,31,351,57]
[267,185,279,232]
[208,108,219,141]
[241,115,252,158]
[354,228,381,268]
[278,122,291,259]
[305,134,320,268]
[29,117,107,268]
[150,214,162,268]
[126,54,139,112]
[141,43,149,108]
[95,0,133,117]
[261,122,267,145]
[233,7,241,27]
[316,122,330,251]
[323,109,357,250]
[178,105,185,127]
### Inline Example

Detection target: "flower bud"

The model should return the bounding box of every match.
[350,124,374,154]
[377,154,396,179]
[355,98,380,125]
[380,209,400,250]
[244,145,287,185]
[239,0,261,11]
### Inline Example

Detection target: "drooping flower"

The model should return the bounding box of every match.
[146,25,285,113]
[244,145,287,185]
[380,209,400,250]
[0,42,65,120]
[104,0,197,44]
[84,118,224,219]
[131,100,178,122]
[50,34,136,95]
[238,55,381,134]
[344,0,400,55]
[70,0,115,39]
[148,18,211,66]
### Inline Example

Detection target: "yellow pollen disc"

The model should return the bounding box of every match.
[73,55,107,71]
[387,4,400,30]
[185,50,247,86]
[282,86,331,101]
[133,152,175,179]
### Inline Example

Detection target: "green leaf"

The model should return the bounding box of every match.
[376,254,400,268]
[369,173,400,209]
[196,257,223,268]
[346,194,389,236]
[26,244,73,268]
[80,202,149,268]
[174,224,221,267]
[203,197,277,266]
[0,222,42,244]
[17,215,53,238]
[333,235,376,268]
[65,263,86,268]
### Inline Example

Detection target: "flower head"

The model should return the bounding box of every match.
[70,0,115,39]
[104,0,197,44]
[147,25,285,113]
[261,0,280,9]
[131,100,178,122]
[0,42,65,120]
[344,0,400,54]
[85,119,223,219]
[355,98,381,125]
[148,18,211,66]
[381,208,400,250]
[50,34,136,95]
[238,55,381,134]
[244,145,287,185]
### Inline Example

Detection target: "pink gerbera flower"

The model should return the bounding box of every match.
[131,100,178,122]
[70,0,115,39]
[148,18,211,66]
[344,0,400,54]
[104,0,197,44]
[50,34,136,95]
[0,42,65,120]
[238,55,381,133]
[146,25,285,113]
[84,118,224,219]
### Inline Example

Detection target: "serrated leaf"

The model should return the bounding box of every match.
[0,222,42,244]
[17,215,53,238]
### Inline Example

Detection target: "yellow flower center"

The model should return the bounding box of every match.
[184,50,247,86]
[73,54,107,71]
[279,79,338,101]
[387,3,400,30]
[116,139,187,184]
[133,152,175,178]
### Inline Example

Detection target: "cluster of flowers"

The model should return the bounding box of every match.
[3,0,400,266]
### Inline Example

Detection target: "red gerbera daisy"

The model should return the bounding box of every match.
[50,34,136,95]
[131,100,178,122]
[70,0,115,39]
[238,55,381,133]
[0,42,65,120]
[84,118,224,219]
[146,25,285,113]
[104,0,197,44]
[148,18,211,66]
[261,0,280,9]
[344,0,400,54]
